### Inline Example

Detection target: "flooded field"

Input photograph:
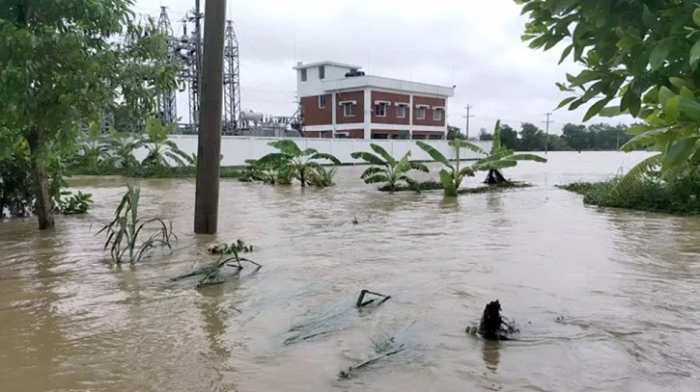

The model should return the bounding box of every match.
[2,151,700,392]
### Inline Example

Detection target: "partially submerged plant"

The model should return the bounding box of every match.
[258,139,340,187]
[416,140,482,196]
[198,240,261,288]
[472,120,547,185]
[356,290,391,308]
[308,166,337,188]
[97,183,176,264]
[54,191,93,215]
[351,144,428,191]
[240,158,294,185]
[207,240,257,255]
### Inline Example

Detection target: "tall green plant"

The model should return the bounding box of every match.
[472,121,547,184]
[416,140,483,196]
[141,118,193,167]
[107,128,142,170]
[258,140,340,187]
[74,122,111,169]
[351,144,428,191]
[97,183,176,264]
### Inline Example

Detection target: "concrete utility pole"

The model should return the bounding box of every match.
[194,0,227,234]
[463,105,474,139]
[543,112,554,154]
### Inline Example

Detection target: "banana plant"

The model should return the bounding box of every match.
[140,118,194,167]
[107,128,142,170]
[472,121,547,184]
[258,140,340,187]
[350,144,428,191]
[416,140,483,196]
[74,122,111,168]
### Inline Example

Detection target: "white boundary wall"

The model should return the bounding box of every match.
[134,135,492,166]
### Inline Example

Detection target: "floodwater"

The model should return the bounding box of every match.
[2,151,700,392]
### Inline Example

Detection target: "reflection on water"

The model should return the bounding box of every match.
[2,151,700,391]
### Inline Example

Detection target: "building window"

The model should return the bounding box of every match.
[344,103,356,117]
[375,102,387,117]
[319,95,326,109]
[395,105,406,118]
[319,66,325,80]
[433,108,443,121]
[417,107,426,120]
[301,69,307,82]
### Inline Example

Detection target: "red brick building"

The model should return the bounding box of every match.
[294,61,455,139]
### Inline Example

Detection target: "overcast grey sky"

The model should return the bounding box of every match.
[135,0,631,134]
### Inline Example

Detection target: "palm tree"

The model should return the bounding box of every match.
[416,140,481,196]
[140,118,194,167]
[350,144,428,191]
[258,140,340,187]
[472,120,547,184]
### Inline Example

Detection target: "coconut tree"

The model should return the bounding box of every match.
[258,140,340,187]
[416,140,483,196]
[472,121,547,185]
[350,144,429,191]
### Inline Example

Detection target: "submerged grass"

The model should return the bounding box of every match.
[558,176,700,215]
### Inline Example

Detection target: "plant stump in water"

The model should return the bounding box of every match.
[474,300,519,341]
[484,169,508,185]
[479,300,504,340]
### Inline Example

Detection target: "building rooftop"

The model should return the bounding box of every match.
[322,75,455,97]
[293,60,362,70]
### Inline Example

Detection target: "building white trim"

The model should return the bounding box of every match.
[293,61,361,70]
[338,100,357,106]
[305,123,446,133]
[374,100,392,105]
[394,102,410,106]
[363,89,372,139]
[416,104,430,109]
[321,75,454,98]
[432,106,445,110]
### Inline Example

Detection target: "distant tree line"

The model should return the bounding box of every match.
[475,122,636,152]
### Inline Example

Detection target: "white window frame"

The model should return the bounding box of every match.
[318,95,326,109]
[375,103,387,117]
[416,106,426,120]
[395,105,406,118]
[319,66,325,80]
[343,103,356,117]
[433,108,443,121]
[301,69,307,82]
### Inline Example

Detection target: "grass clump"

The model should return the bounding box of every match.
[558,176,700,215]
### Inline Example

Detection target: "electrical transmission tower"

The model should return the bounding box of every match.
[156,7,177,125]
[223,20,241,134]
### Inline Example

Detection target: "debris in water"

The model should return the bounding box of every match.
[470,300,519,341]
[352,217,359,224]
[338,336,406,379]
[356,290,391,308]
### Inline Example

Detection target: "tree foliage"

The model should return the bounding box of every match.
[518,0,700,191]
[0,0,179,229]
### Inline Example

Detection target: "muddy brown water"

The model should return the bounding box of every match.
[2,151,700,392]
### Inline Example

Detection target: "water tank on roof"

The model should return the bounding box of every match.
[241,111,264,122]
[345,70,366,78]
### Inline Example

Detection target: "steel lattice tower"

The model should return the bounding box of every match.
[223,20,241,134]
[156,7,177,125]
